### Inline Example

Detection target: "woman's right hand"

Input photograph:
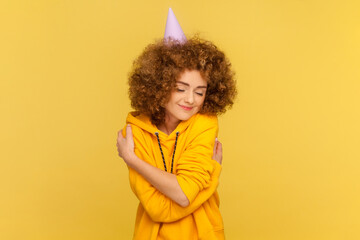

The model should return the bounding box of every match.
[212,138,222,165]
[117,125,136,166]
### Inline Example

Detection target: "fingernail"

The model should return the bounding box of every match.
[215,138,218,142]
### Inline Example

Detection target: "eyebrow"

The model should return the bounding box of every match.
[176,81,207,89]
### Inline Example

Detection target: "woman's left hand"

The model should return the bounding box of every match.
[212,138,223,165]
[117,125,136,165]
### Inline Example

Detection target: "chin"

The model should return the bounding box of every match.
[179,116,191,121]
[178,112,197,121]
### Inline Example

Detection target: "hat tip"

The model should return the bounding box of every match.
[164,8,187,43]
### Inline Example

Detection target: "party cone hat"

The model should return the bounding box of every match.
[164,8,187,43]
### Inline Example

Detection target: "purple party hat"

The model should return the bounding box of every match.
[164,8,187,43]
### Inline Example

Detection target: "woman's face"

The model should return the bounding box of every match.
[164,69,207,124]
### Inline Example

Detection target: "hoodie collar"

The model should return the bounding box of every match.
[126,111,196,140]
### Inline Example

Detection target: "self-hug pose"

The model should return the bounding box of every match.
[117,8,237,240]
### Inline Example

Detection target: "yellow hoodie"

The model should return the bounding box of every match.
[124,111,224,240]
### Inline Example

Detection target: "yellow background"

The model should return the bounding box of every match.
[1,0,359,239]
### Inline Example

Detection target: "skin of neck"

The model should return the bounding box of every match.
[158,113,181,135]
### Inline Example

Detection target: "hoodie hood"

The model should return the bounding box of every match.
[126,111,196,141]
[126,111,202,174]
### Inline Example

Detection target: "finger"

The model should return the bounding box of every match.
[117,129,124,141]
[213,138,218,156]
[217,141,222,154]
[125,124,134,142]
[118,129,124,136]
[218,142,223,164]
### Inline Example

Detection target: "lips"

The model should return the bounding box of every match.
[179,105,193,111]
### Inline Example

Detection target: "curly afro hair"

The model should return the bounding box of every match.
[128,35,237,126]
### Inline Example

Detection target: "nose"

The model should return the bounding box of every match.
[184,91,194,104]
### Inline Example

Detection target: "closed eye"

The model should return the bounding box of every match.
[196,92,204,96]
[177,88,185,92]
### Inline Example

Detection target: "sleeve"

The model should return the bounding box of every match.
[175,115,219,204]
[123,118,221,223]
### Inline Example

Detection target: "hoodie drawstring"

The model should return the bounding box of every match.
[154,131,179,173]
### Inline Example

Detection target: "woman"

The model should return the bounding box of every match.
[117,36,236,240]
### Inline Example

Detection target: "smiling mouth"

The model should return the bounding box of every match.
[179,105,193,111]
